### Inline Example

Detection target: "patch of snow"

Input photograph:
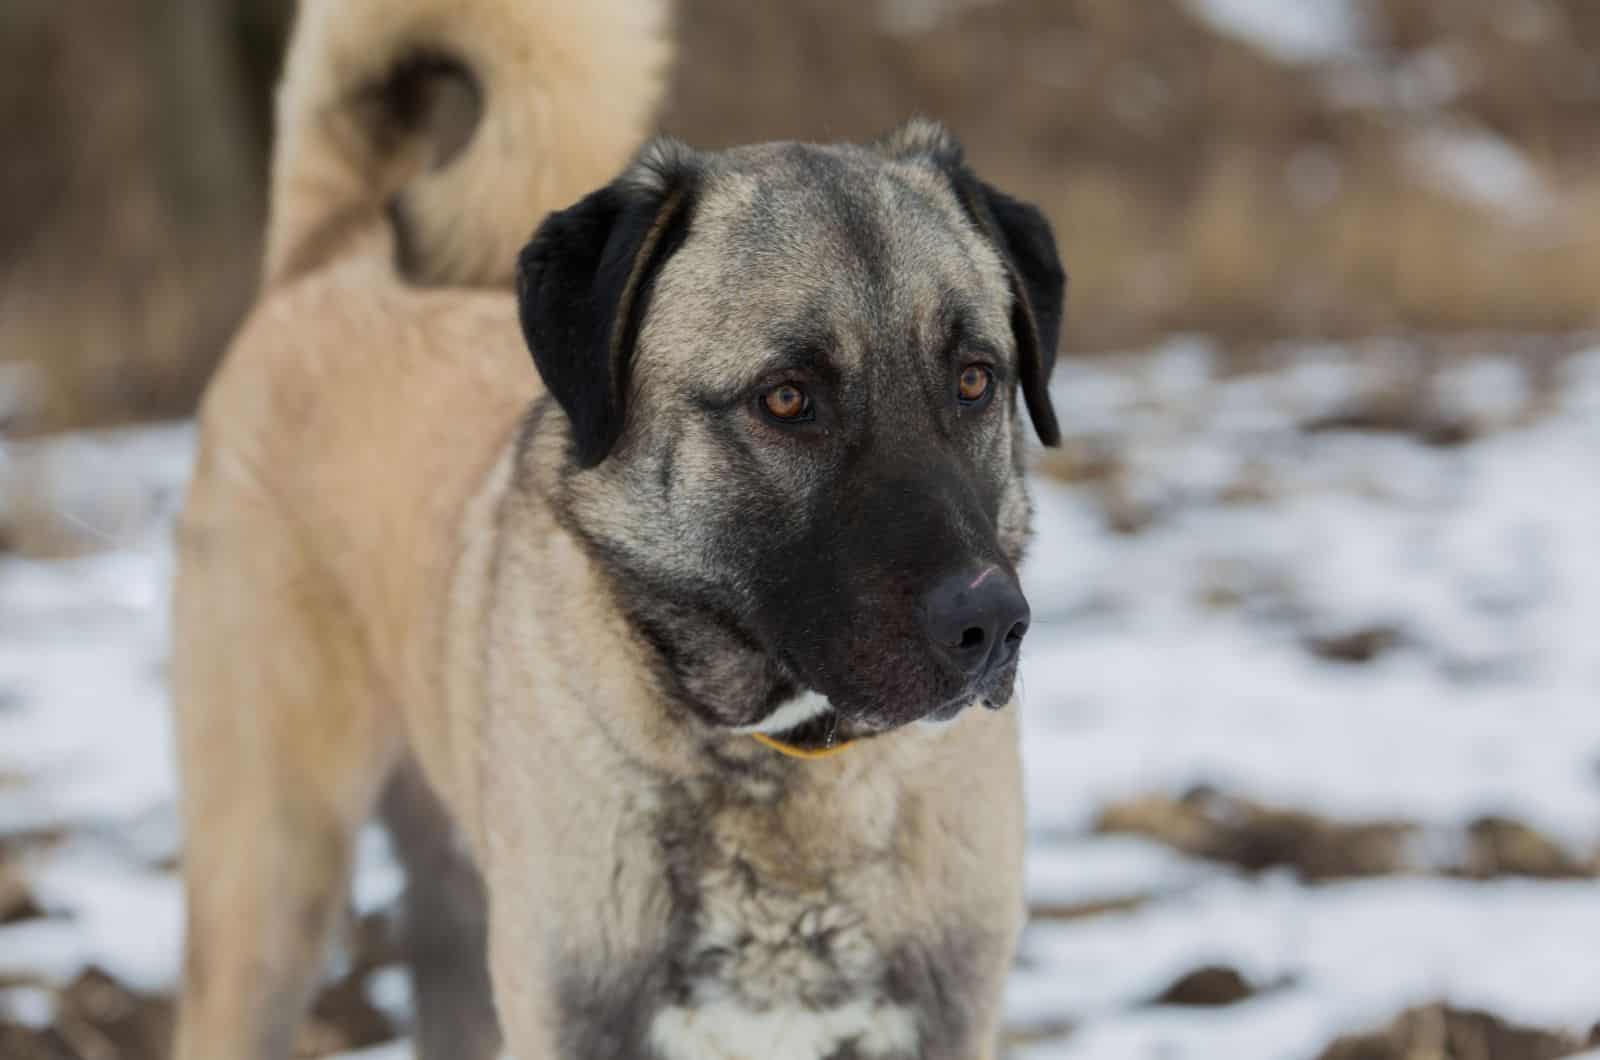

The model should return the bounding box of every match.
[876,0,992,36]
[3,342,1598,1058]
[0,915,94,985]
[1406,125,1550,220]
[1020,345,1600,844]
[366,965,414,1026]
[18,842,184,992]
[353,825,406,915]
[1010,876,1600,1059]
[1025,837,1214,908]
[0,555,175,837]
[1181,0,1367,64]
[0,986,54,1029]
[1431,356,1529,429]
[0,422,193,557]
[324,1042,415,1060]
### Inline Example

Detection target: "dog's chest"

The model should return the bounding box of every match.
[644,790,921,1060]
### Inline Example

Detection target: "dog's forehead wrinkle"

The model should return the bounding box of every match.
[648,148,1016,397]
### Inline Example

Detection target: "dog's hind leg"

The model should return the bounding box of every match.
[381,758,503,1060]
[170,519,402,1060]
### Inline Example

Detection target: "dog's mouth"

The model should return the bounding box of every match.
[748,680,1013,760]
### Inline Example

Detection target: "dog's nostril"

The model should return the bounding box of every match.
[924,567,1029,676]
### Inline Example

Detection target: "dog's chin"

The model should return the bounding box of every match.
[918,696,974,727]
[836,663,1020,735]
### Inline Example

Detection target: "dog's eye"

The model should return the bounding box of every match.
[761,383,814,423]
[957,365,994,406]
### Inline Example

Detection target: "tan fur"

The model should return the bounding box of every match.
[174,4,1032,1058]
[175,261,1026,1058]
[264,0,670,289]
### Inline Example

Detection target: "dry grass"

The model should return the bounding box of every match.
[0,0,263,436]
[2,0,1598,433]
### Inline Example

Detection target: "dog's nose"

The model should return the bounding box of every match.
[922,566,1030,678]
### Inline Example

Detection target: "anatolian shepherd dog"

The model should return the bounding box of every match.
[171,0,1067,1057]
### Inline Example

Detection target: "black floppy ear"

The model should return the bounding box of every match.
[965,181,1064,447]
[515,139,697,467]
[877,119,1065,446]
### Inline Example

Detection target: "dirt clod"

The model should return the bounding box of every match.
[0,866,46,925]
[1095,788,1415,881]
[1150,965,1257,1007]
[293,968,399,1058]
[1305,625,1403,664]
[0,968,175,1060]
[1314,1003,1596,1060]
[0,960,405,1060]
[1458,816,1599,880]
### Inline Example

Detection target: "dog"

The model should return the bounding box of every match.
[170,0,1065,1057]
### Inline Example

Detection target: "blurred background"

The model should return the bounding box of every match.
[1,1,1597,1058]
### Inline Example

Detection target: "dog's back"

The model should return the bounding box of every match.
[171,3,667,1058]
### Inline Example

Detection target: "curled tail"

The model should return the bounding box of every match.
[264,0,671,290]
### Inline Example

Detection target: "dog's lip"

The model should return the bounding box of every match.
[753,688,1009,756]
[923,694,975,723]
[762,646,1021,739]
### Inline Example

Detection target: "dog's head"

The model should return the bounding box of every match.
[517,119,1063,741]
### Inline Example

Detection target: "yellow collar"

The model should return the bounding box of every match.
[750,731,858,759]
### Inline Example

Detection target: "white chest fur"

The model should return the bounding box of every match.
[650,997,917,1060]
[646,825,920,1060]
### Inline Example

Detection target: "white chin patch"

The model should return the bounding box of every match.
[731,690,833,735]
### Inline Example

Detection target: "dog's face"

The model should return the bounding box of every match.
[517,120,1063,737]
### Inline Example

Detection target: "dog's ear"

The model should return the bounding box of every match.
[961,180,1064,447]
[516,138,698,467]
[876,119,1065,447]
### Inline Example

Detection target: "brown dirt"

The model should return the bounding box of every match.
[1095,787,1418,881]
[1314,1003,1600,1060]
[292,971,400,1058]
[1001,1019,1076,1052]
[0,959,403,1060]
[0,969,173,1060]
[1304,625,1407,664]
[0,863,46,925]
[1094,788,1600,882]
[1457,816,1600,880]
[1149,964,1260,1007]
[0,903,407,1059]
[1029,893,1151,922]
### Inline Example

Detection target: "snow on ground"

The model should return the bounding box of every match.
[2,340,1598,1058]
[1180,0,1367,64]
[1405,125,1552,221]
[1020,342,1600,843]
[1010,875,1600,1060]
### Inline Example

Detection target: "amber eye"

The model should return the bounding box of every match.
[761,383,813,422]
[958,364,993,406]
